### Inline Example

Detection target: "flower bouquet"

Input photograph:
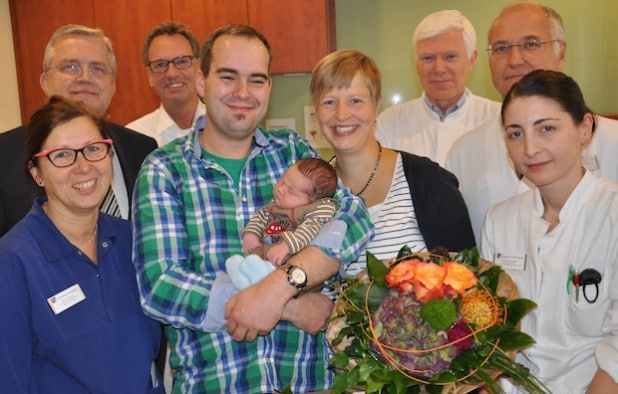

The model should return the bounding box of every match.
[327,247,549,393]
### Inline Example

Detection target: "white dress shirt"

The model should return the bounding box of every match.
[126,102,205,146]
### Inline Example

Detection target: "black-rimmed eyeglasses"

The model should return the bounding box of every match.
[33,139,113,168]
[487,39,560,57]
[147,55,195,73]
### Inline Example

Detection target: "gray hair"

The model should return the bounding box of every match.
[43,24,117,76]
[141,21,200,65]
[495,1,565,57]
[413,10,477,59]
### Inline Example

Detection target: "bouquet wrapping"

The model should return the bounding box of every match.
[327,247,549,393]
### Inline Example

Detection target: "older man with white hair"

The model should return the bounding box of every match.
[376,9,499,166]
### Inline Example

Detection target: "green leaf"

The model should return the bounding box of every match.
[426,384,443,394]
[367,250,389,286]
[484,323,510,341]
[384,369,419,393]
[474,330,487,344]
[330,352,350,369]
[346,284,367,306]
[498,331,536,350]
[429,370,458,383]
[453,247,479,268]
[396,244,413,260]
[477,265,502,293]
[367,285,389,311]
[364,379,385,393]
[476,343,494,357]
[506,298,537,326]
[331,367,360,394]
[357,358,382,382]
[345,337,369,358]
[449,352,481,374]
[345,282,389,313]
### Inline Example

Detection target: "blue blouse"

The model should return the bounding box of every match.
[0,197,163,393]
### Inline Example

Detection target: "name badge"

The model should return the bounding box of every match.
[47,284,86,315]
[582,154,599,172]
[494,253,527,271]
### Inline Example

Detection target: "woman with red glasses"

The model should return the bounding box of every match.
[0,96,163,393]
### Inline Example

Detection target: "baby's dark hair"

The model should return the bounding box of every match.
[295,158,337,200]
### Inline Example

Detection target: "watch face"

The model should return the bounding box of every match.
[290,267,307,286]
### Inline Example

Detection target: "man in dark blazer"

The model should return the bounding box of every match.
[0,24,157,237]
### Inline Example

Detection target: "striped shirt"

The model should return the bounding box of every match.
[131,117,373,393]
[345,153,427,277]
[244,198,338,255]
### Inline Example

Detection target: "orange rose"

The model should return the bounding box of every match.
[385,260,419,290]
[398,281,414,293]
[443,262,477,294]
[414,262,445,290]
[414,281,445,303]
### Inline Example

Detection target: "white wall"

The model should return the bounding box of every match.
[1,0,22,132]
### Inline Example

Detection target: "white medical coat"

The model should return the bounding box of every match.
[376,90,499,166]
[481,172,618,393]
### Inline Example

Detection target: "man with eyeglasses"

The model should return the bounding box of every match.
[126,22,204,146]
[0,24,157,236]
[445,1,618,244]
[127,22,203,392]
[375,10,500,166]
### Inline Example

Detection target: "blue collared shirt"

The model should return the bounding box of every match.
[424,88,471,121]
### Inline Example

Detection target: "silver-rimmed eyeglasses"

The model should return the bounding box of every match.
[33,139,113,168]
[487,39,560,57]
[50,62,112,78]
[147,55,195,73]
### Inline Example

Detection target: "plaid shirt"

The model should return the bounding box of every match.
[132,117,372,393]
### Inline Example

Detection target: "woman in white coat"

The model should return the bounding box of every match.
[481,69,618,393]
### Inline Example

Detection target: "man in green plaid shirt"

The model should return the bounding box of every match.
[131,24,373,393]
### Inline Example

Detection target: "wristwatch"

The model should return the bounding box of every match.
[280,263,307,296]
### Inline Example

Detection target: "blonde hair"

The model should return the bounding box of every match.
[310,50,381,106]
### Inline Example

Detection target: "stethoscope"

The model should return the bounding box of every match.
[567,265,602,304]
